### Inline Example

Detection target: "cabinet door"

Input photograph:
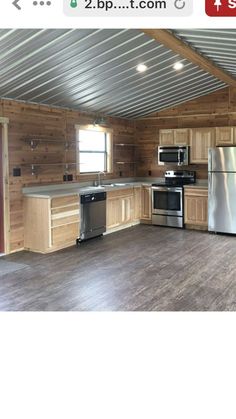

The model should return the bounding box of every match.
[159,130,174,146]
[184,189,208,226]
[120,196,134,224]
[141,186,152,220]
[133,187,141,221]
[216,127,234,146]
[52,223,79,246]
[107,193,134,229]
[50,194,80,248]
[174,129,189,145]
[190,128,215,164]
[106,197,120,229]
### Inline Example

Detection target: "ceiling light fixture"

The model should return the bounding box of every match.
[136,64,148,73]
[173,62,184,71]
[93,116,107,126]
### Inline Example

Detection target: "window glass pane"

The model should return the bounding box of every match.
[79,129,106,151]
[80,152,105,173]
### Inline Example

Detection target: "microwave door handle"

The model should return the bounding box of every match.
[178,149,181,166]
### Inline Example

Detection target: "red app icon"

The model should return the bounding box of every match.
[206,0,236,16]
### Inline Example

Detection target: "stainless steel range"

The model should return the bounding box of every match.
[152,171,196,228]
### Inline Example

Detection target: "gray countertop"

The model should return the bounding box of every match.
[22,178,208,199]
[23,181,153,199]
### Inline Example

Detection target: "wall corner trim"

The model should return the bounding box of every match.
[0,118,10,254]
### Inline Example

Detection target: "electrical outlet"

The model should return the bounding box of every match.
[13,168,21,177]
[63,174,73,182]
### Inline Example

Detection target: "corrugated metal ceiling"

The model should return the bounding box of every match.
[173,29,236,78]
[0,29,228,118]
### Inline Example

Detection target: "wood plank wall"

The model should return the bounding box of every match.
[0,99,135,252]
[2,86,236,253]
[135,87,236,179]
[0,128,4,253]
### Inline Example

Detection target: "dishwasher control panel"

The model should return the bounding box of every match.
[80,192,106,204]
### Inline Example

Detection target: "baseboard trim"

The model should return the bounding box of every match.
[105,221,140,235]
[185,224,208,231]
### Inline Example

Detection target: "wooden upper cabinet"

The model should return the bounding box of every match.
[159,129,174,145]
[215,127,234,146]
[190,128,215,164]
[173,129,189,145]
[159,129,189,146]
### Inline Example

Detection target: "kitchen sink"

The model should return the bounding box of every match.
[103,183,131,187]
[82,183,132,190]
[81,186,105,190]
[114,183,130,186]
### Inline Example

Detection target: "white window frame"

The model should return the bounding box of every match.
[75,124,113,175]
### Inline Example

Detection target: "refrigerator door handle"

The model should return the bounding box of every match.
[208,172,212,230]
[208,173,212,196]
[208,148,212,172]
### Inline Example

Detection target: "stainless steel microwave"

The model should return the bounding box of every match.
[158,145,189,166]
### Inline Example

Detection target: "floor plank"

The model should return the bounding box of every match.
[0,225,236,311]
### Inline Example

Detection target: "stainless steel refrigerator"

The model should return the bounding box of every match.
[208,147,236,234]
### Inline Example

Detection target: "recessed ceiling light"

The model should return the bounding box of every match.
[173,62,184,71]
[136,64,148,73]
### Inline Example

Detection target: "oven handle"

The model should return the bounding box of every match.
[152,186,183,192]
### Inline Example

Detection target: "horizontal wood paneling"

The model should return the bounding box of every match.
[135,87,236,179]
[0,129,4,252]
[0,99,135,252]
[3,87,236,253]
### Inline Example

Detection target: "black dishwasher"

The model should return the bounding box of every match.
[78,192,107,242]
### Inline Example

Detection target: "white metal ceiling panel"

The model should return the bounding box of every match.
[0,29,227,118]
[173,29,236,77]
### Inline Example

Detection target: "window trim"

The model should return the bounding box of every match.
[75,124,113,175]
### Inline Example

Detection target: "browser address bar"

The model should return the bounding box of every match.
[63,0,193,17]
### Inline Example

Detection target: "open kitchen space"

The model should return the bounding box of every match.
[1,29,236,311]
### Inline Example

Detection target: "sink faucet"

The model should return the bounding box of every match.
[96,171,106,186]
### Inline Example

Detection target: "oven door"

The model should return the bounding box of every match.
[152,186,183,216]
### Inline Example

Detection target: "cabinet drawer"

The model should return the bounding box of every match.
[51,195,78,209]
[51,223,79,246]
[51,214,80,228]
[51,204,79,215]
[185,188,208,198]
[107,188,133,199]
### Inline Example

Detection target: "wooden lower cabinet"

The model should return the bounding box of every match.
[133,186,141,221]
[184,188,208,230]
[24,194,80,253]
[106,185,151,231]
[141,186,152,223]
[106,188,135,231]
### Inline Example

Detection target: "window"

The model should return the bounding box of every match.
[76,125,113,174]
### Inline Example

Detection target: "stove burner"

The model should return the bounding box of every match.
[152,170,196,187]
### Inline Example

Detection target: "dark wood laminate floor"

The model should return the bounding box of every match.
[1,225,236,311]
